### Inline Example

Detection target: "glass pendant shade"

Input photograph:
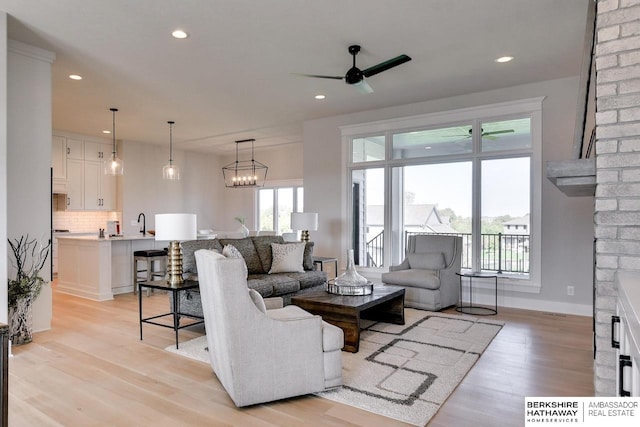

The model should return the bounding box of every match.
[105,107,123,175]
[106,154,124,175]
[163,121,180,180]
[163,162,179,180]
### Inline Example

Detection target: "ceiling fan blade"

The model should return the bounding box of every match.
[292,73,344,80]
[362,54,412,78]
[482,129,514,136]
[353,79,374,94]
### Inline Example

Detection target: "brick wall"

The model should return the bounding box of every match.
[594,0,640,395]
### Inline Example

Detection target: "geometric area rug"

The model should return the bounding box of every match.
[315,309,503,426]
[166,308,503,426]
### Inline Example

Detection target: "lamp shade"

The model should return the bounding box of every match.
[155,213,197,241]
[291,212,318,231]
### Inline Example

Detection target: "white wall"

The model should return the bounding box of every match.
[7,40,55,331]
[303,76,594,315]
[0,13,7,324]
[218,143,303,231]
[120,140,221,234]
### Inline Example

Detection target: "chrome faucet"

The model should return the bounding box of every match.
[137,212,146,235]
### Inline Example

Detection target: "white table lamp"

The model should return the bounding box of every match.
[291,212,318,243]
[155,213,197,286]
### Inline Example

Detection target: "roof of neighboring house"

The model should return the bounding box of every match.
[367,204,439,226]
[503,214,530,227]
[366,204,458,233]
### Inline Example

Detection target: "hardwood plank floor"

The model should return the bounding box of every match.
[8,288,594,426]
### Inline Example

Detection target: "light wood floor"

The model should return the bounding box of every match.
[8,288,594,426]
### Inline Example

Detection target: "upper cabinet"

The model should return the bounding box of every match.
[84,141,111,162]
[66,138,84,160]
[51,136,67,193]
[53,134,117,211]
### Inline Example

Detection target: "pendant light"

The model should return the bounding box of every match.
[163,121,180,180]
[105,107,124,175]
[222,139,268,188]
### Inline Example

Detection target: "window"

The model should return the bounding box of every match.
[343,98,543,286]
[258,185,304,234]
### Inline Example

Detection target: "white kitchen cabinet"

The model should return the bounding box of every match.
[614,272,640,397]
[84,141,111,162]
[65,158,84,210]
[52,136,67,180]
[53,135,117,211]
[52,135,68,193]
[66,138,84,160]
[84,160,115,210]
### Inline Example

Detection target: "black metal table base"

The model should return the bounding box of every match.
[456,273,498,316]
[138,280,204,349]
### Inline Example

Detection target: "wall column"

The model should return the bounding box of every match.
[594,0,640,395]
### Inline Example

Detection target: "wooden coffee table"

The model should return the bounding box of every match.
[291,285,405,353]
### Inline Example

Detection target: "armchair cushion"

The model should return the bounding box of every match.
[407,252,446,270]
[381,269,440,289]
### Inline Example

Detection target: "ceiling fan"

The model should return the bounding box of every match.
[298,45,411,94]
[447,128,515,140]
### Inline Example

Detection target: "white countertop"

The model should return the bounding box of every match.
[56,234,157,241]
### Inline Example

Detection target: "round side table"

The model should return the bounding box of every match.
[455,272,498,316]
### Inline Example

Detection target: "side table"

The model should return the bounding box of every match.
[139,279,204,349]
[456,272,498,316]
[313,256,338,280]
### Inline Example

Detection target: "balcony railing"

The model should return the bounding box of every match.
[364,231,530,273]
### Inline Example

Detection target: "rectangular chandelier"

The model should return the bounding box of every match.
[222,139,268,188]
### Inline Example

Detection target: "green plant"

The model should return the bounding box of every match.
[7,235,51,308]
[234,216,246,225]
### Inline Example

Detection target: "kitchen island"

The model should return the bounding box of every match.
[57,234,169,301]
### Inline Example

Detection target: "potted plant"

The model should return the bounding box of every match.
[7,235,50,345]
[234,216,249,237]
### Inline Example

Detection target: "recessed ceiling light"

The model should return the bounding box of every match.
[315,94,326,100]
[69,74,82,80]
[495,56,514,63]
[102,130,111,134]
[172,29,189,39]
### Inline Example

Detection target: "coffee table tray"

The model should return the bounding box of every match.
[326,279,374,295]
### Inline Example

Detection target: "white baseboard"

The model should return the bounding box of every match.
[361,270,593,317]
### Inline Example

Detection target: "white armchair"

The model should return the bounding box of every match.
[381,234,462,311]
[194,249,343,407]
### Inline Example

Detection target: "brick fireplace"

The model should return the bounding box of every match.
[594,0,640,395]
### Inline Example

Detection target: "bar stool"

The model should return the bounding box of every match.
[133,249,168,295]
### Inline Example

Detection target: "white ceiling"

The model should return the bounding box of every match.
[1,0,590,154]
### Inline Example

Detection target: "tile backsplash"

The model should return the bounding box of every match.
[53,211,122,233]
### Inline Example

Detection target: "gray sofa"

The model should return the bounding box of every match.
[172,235,327,316]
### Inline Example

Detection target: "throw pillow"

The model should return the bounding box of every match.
[407,252,446,270]
[219,237,264,274]
[248,289,267,313]
[269,242,306,274]
[222,244,248,278]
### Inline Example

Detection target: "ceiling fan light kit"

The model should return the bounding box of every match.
[300,44,411,93]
